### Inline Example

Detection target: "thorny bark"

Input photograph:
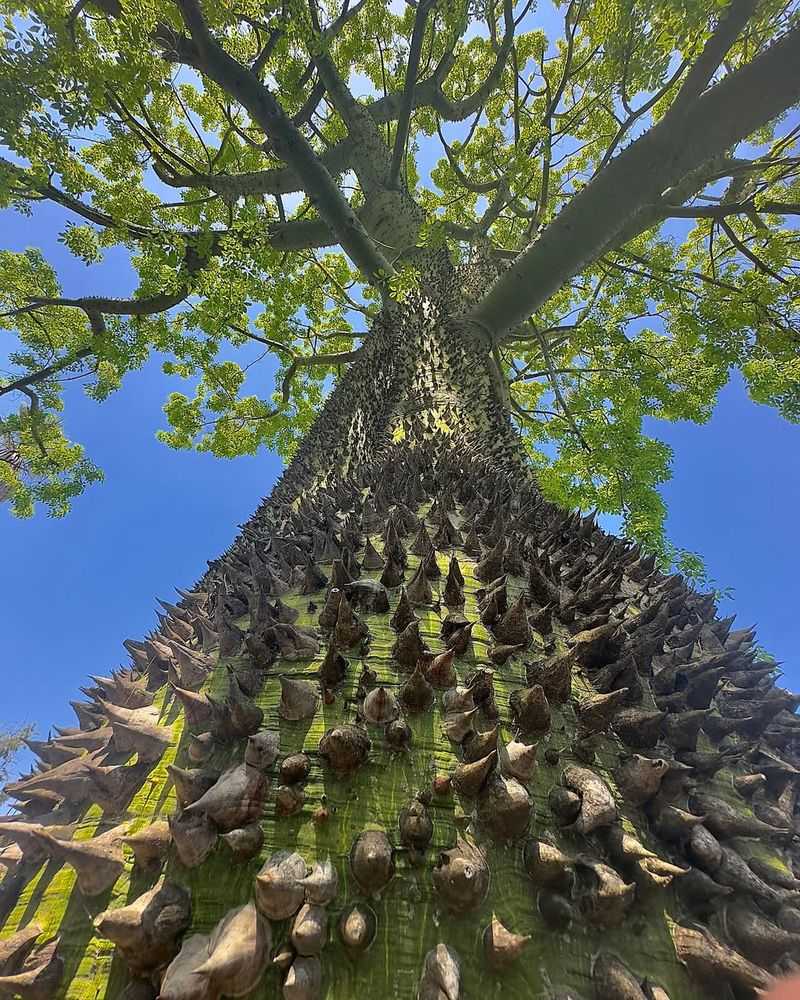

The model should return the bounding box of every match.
[2,265,799,1000]
[3,10,800,995]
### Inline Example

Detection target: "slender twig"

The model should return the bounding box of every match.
[596,58,689,172]
[663,199,800,219]
[281,348,363,402]
[436,123,501,193]
[533,326,591,451]
[0,349,94,399]
[719,218,790,284]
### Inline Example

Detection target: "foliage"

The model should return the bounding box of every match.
[0,723,34,805]
[0,0,797,556]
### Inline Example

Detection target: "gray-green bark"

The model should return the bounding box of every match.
[1,263,798,1000]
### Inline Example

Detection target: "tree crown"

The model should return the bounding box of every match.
[0,0,798,569]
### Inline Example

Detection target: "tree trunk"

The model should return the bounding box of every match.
[0,256,797,1000]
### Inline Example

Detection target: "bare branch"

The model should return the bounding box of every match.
[108,90,202,178]
[510,366,622,384]
[508,393,588,445]
[542,0,580,125]
[478,179,510,235]
[281,347,364,402]
[227,324,294,357]
[389,0,435,188]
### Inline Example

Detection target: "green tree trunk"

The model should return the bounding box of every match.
[1,264,797,1000]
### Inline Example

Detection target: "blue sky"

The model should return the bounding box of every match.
[1,7,799,778]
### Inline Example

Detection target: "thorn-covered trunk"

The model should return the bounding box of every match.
[1,255,798,1000]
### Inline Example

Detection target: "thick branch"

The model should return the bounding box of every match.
[419,0,514,121]
[2,242,207,355]
[4,152,349,256]
[468,23,800,338]
[171,0,392,285]
[148,5,513,200]
[310,38,393,194]
[20,285,189,317]
[152,139,355,198]
[16,387,49,458]
[269,217,336,251]
[667,0,758,118]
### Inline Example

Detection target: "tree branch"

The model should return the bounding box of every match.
[269,217,337,251]
[17,285,190,318]
[308,17,393,195]
[467,22,800,338]
[251,24,282,77]
[532,326,591,451]
[596,58,689,173]
[0,349,94,400]
[15,388,50,458]
[389,0,435,188]
[718,218,790,284]
[323,0,370,39]
[667,0,758,119]
[436,123,501,193]
[152,139,355,198]
[145,1,514,201]
[170,0,392,286]
[281,347,364,402]
[508,393,588,445]
[2,157,155,239]
[664,199,800,219]
[423,0,514,121]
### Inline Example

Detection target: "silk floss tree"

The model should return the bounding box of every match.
[1,0,800,998]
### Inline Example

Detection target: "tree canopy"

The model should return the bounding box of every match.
[0,0,798,563]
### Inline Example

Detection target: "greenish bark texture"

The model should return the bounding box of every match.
[1,260,798,1000]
